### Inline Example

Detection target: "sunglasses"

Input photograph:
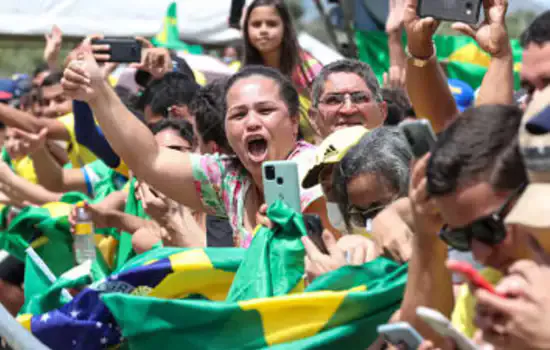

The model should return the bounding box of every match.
[348,200,392,228]
[439,184,526,252]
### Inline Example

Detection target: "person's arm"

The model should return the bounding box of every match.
[452,0,513,106]
[64,42,205,211]
[73,100,121,168]
[31,146,87,194]
[0,164,62,205]
[404,0,458,133]
[43,25,63,71]
[11,127,88,194]
[399,156,453,347]
[0,104,70,141]
[384,0,408,90]
[104,210,150,233]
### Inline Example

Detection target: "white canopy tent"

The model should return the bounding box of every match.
[0,0,246,44]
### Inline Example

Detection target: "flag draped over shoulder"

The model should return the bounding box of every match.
[355,30,523,90]
[18,201,408,349]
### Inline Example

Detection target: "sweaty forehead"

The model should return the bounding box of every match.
[323,72,371,95]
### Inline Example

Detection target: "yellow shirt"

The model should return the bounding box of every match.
[12,156,38,184]
[451,268,502,338]
[57,114,97,168]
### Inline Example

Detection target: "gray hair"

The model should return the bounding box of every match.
[332,126,413,228]
[311,59,383,107]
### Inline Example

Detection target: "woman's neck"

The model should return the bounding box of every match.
[261,49,281,70]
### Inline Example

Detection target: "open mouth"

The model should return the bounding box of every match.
[246,136,268,162]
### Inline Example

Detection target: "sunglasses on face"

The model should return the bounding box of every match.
[439,184,526,252]
[347,201,390,228]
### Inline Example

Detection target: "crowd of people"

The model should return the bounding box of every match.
[0,0,550,348]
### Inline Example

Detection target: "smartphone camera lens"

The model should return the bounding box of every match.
[265,166,275,180]
[465,1,473,15]
[276,177,284,185]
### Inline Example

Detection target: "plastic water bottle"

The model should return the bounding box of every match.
[73,202,96,264]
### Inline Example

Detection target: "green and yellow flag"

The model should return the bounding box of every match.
[356,31,523,90]
[151,2,203,54]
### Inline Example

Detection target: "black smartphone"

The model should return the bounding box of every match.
[303,214,329,255]
[91,37,142,63]
[417,0,482,24]
[399,119,437,158]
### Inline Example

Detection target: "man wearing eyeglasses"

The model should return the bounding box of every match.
[309,59,388,139]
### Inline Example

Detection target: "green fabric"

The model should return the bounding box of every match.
[83,159,128,201]
[151,2,203,54]
[355,30,523,89]
[99,202,407,349]
[103,257,407,349]
[226,200,306,301]
[115,177,149,270]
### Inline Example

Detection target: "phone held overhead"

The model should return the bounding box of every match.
[417,0,482,24]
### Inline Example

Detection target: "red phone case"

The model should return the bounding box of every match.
[447,260,505,297]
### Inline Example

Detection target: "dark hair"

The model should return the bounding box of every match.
[149,118,195,147]
[137,72,200,117]
[332,127,412,229]
[41,71,63,87]
[520,11,550,48]
[311,59,383,107]
[116,86,145,124]
[189,79,231,153]
[427,105,524,196]
[224,65,299,118]
[383,88,412,126]
[33,62,49,78]
[242,0,301,77]
[490,138,527,191]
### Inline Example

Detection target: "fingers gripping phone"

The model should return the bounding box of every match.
[416,307,479,350]
[377,322,424,350]
[446,260,504,297]
[399,119,437,158]
[418,0,483,24]
[91,37,142,63]
[262,161,328,254]
[262,161,301,212]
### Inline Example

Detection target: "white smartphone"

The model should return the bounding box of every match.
[416,307,479,350]
[377,322,424,350]
[262,161,301,212]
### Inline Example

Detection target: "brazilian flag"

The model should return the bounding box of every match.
[356,31,523,90]
[151,2,203,54]
[17,201,408,349]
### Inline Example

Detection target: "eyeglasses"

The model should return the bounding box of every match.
[347,201,390,228]
[319,92,373,108]
[439,184,526,252]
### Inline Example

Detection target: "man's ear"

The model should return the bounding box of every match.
[308,107,322,136]
[379,101,388,124]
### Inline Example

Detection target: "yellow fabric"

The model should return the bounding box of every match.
[42,201,72,218]
[94,235,118,268]
[193,70,207,86]
[16,314,32,331]
[114,160,130,178]
[147,249,235,301]
[12,156,38,184]
[238,286,366,346]
[229,61,242,72]
[57,114,97,168]
[451,268,502,338]
[299,95,318,144]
